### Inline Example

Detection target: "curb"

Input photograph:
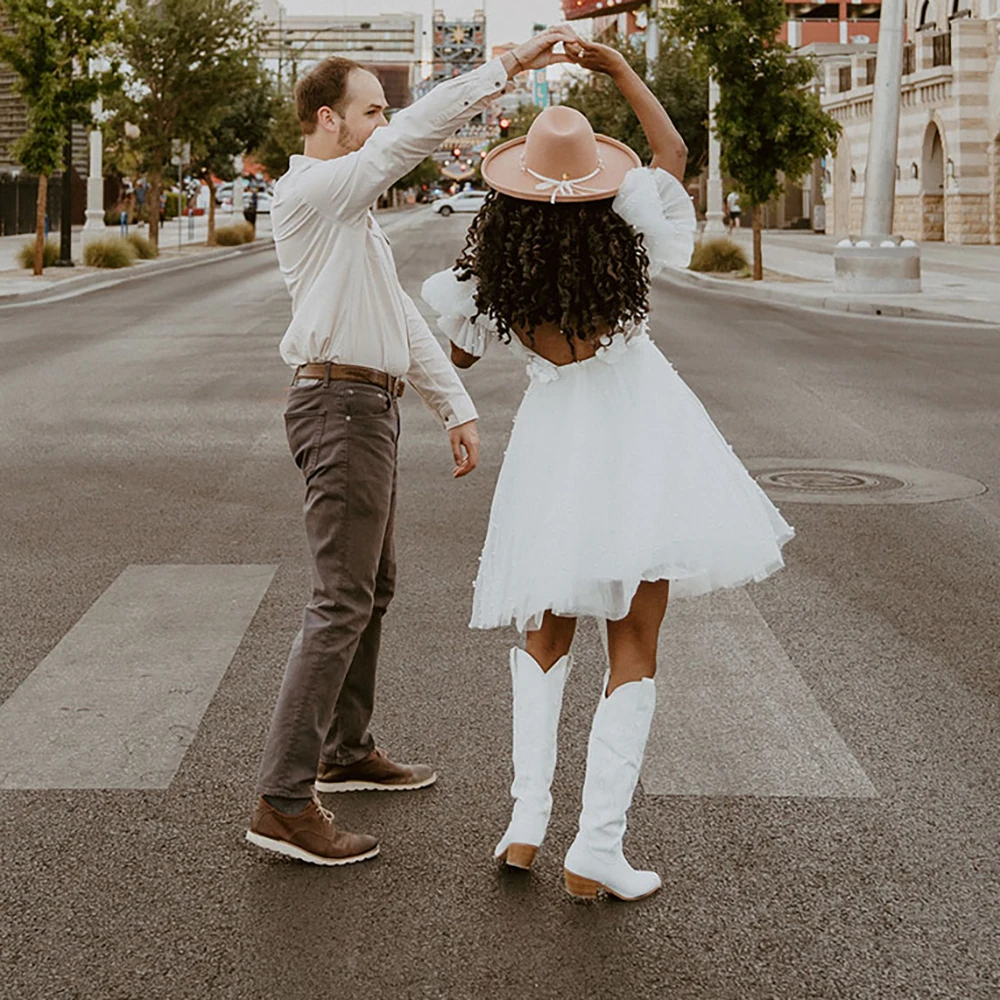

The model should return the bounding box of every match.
[0,238,275,308]
[658,265,996,326]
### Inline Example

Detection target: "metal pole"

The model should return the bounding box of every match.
[860,0,905,237]
[703,75,727,236]
[56,125,75,266]
[178,161,183,249]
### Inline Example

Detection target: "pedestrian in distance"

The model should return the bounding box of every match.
[422,39,794,901]
[726,188,742,232]
[246,25,584,867]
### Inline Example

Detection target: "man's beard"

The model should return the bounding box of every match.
[336,124,364,155]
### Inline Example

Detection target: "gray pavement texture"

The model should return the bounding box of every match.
[1,207,999,1000]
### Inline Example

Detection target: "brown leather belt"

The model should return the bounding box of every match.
[291,362,405,398]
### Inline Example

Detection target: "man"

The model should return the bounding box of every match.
[246,26,579,866]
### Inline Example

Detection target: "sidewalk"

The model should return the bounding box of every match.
[0,212,274,305]
[673,228,1000,325]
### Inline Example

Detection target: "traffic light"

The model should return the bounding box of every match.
[499,117,510,138]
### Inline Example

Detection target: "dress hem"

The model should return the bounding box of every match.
[468,527,795,634]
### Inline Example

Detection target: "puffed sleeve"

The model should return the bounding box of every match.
[421,267,496,359]
[612,167,697,275]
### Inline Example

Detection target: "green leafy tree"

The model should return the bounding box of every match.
[190,64,277,245]
[392,156,440,192]
[0,0,119,273]
[562,36,707,181]
[253,89,302,179]
[113,0,262,247]
[666,0,841,279]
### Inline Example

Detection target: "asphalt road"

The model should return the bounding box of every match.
[1,207,998,1000]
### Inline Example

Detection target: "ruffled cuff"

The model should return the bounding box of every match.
[612,167,697,276]
[421,268,494,358]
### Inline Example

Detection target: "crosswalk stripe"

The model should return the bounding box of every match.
[637,588,877,797]
[0,564,276,790]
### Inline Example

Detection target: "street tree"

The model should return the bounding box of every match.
[0,0,119,274]
[562,36,707,181]
[253,90,302,180]
[666,0,841,278]
[114,0,262,247]
[393,156,440,193]
[190,64,277,245]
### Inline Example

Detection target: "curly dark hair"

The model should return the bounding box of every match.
[453,190,650,352]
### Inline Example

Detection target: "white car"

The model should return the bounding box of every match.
[434,190,488,216]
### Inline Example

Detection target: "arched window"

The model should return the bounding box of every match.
[918,0,934,28]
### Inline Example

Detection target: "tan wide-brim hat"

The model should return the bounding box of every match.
[482,105,641,204]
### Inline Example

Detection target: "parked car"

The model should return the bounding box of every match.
[434,190,488,216]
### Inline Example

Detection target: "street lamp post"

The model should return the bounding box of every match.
[82,57,108,245]
[645,0,660,74]
[703,75,727,237]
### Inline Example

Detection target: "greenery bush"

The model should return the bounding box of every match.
[126,232,158,259]
[164,191,180,220]
[689,237,749,274]
[17,239,60,268]
[214,222,255,246]
[83,237,138,269]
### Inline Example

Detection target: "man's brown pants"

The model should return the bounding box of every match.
[256,379,399,799]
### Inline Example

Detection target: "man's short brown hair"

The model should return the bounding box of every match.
[295,57,362,136]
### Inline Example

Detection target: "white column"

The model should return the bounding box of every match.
[645,0,659,73]
[82,58,107,241]
[704,74,727,236]
[860,0,905,236]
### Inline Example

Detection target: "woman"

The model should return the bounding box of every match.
[423,41,794,902]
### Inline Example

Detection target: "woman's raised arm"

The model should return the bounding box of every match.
[567,40,688,182]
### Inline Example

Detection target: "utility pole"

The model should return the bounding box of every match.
[833,0,920,293]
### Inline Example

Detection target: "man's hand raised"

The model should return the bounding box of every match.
[450,420,480,479]
[503,25,582,76]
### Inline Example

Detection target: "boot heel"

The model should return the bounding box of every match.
[503,843,538,870]
[564,868,603,900]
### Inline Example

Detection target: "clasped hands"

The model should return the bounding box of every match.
[504,25,627,78]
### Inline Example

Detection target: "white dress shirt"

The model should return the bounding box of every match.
[271,58,508,429]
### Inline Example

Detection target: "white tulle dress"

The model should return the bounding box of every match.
[422,167,794,633]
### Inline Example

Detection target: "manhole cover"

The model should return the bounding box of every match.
[745,459,987,506]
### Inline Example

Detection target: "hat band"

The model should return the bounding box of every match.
[520,155,605,204]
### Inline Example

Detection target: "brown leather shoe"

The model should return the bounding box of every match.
[315,748,437,793]
[245,796,379,866]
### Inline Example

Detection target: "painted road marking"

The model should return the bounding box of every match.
[0,564,276,790]
[640,589,876,797]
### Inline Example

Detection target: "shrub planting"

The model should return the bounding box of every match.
[689,237,749,274]
[83,237,138,268]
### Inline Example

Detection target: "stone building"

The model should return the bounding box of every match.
[823,0,1000,242]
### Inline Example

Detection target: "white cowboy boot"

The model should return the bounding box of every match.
[494,647,572,869]
[563,676,661,901]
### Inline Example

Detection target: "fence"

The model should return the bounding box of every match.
[0,168,108,238]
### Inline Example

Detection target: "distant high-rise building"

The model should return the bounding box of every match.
[257,6,424,109]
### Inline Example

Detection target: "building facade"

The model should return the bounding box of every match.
[258,7,424,109]
[823,0,1000,242]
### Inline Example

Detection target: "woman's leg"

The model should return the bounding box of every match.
[605,580,670,695]
[525,610,577,669]
[496,611,576,866]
